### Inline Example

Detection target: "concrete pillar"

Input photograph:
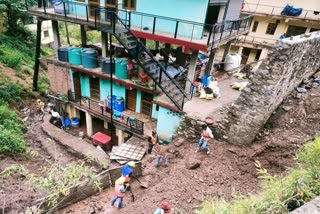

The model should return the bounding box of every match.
[155,41,160,49]
[207,48,217,74]
[101,32,109,57]
[176,47,187,67]
[80,25,87,47]
[238,47,243,55]
[51,20,61,54]
[222,41,232,62]
[259,48,269,60]
[85,112,93,137]
[217,5,226,22]
[118,129,124,146]
[185,50,199,93]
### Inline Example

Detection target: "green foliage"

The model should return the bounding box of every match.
[0,80,26,103]
[15,71,26,79]
[1,164,27,177]
[29,162,101,208]
[0,34,34,68]
[197,137,320,214]
[38,73,50,95]
[0,0,34,37]
[20,65,33,75]
[0,104,27,153]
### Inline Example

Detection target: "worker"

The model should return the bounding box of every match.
[279,33,286,40]
[154,141,169,168]
[153,200,175,214]
[196,124,213,155]
[148,131,158,154]
[111,177,129,209]
[121,161,136,183]
[37,99,45,113]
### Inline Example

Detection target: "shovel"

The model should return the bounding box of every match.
[132,175,148,189]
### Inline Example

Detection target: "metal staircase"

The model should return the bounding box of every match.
[99,14,190,111]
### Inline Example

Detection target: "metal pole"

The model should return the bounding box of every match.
[33,18,42,91]
[109,14,114,145]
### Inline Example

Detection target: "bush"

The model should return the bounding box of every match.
[0,81,25,103]
[15,71,26,80]
[197,137,320,214]
[0,104,27,154]
[0,128,27,153]
[38,74,50,95]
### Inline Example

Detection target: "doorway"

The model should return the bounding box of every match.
[73,72,82,99]
[126,89,137,111]
[241,47,251,64]
[141,91,153,116]
[89,76,100,100]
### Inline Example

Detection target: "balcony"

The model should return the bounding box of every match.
[25,0,253,51]
[67,91,144,135]
[242,3,320,22]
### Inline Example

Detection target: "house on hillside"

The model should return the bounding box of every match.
[26,0,252,145]
[215,0,320,64]
[26,20,54,47]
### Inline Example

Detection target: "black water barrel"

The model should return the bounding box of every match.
[101,58,113,74]
[58,46,68,62]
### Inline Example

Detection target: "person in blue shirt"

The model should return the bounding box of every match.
[279,33,286,39]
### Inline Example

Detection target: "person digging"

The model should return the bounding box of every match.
[154,141,169,168]
[111,177,129,209]
[196,124,213,155]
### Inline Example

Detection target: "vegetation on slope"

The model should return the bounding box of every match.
[197,136,320,214]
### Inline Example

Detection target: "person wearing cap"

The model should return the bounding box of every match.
[153,200,175,214]
[196,123,213,155]
[37,99,45,113]
[121,161,136,183]
[148,130,158,154]
[111,177,129,209]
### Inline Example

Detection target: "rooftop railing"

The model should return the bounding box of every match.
[242,3,320,21]
[25,0,253,47]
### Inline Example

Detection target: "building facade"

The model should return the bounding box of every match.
[27,0,251,143]
[216,0,320,64]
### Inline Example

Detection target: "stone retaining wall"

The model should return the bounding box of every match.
[38,162,142,212]
[216,32,320,145]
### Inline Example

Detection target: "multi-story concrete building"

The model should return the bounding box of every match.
[216,0,320,64]
[26,0,252,145]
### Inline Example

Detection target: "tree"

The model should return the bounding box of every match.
[0,0,34,37]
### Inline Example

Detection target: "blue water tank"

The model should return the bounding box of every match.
[107,95,117,109]
[115,58,128,79]
[101,58,113,74]
[58,46,68,62]
[68,47,82,65]
[114,97,124,112]
[81,49,98,69]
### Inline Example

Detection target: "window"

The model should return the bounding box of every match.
[286,25,307,37]
[266,22,278,35]
[123,0,136,10]
[75,0,85,2]
[43,30,49,38]
[106,0,117,7]
[252,21,259,32]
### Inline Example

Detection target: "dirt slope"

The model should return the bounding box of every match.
[57,86,320,214]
